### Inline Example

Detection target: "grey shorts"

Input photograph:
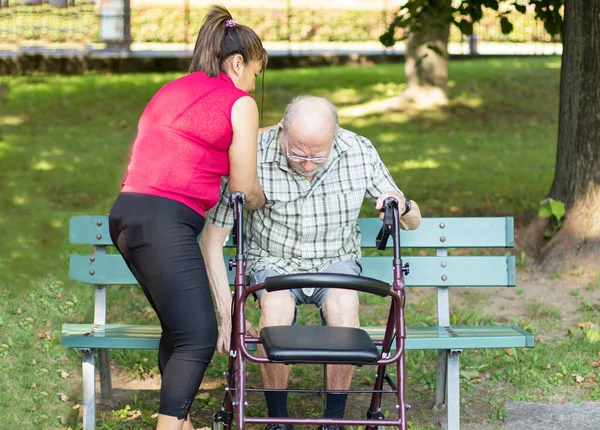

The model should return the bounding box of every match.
[250,259,362,325]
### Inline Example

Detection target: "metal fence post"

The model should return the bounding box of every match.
[468,33,478,56]
[99,0,131,52]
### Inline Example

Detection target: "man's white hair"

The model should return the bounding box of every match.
[281,95,340,140]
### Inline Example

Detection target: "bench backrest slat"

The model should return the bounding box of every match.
[69,216,515,249]
[70,216,113,245]
[70,254,515,288]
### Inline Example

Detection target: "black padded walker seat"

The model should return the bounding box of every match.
[260,325,380,364]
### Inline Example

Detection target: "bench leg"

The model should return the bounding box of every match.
[446,350,461,430]
[435,350,448,407]
[82,349,96,430]
[98,350,113,401]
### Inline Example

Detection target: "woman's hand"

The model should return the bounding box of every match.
[216,319,259,354]
[216,319,232,354]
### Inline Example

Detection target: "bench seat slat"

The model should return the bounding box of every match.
[70,216,515,249]
[61,324,533,350]
[70,254,516,287]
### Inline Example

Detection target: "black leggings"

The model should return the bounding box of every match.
[109,192,217,419]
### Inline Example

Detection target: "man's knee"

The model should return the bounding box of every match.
[322,289,359,327]
[260,291,295,326]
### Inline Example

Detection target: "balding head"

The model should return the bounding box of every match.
[278,96,339,179]
[281,96,339,144]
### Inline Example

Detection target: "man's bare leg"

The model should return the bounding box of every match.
[321,288,360,420]
[258,290,296,422]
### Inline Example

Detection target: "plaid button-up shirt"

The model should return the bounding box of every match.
[206,127,402,295]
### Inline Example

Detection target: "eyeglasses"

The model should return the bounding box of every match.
[283,135,331,164]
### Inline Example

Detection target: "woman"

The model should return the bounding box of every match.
[108,5,266,430]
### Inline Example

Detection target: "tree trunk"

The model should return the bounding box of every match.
[526,0,600,272]
[402,0,451,108]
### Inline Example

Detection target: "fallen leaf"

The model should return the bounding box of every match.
[72,404,80,410]
[31,383,36,388]
[151,413,158,419]
[586,374,597,383]
[460,370,480,379]
[57,392,69,402]
[58,370,70,379]
[591,360,600,368]
[472,377,482,383]
[56,416,67,425]
[123,410,141,422]
[450,206,459,212]
[572,374,584,383]
[196,392,210,400]
[31,359,37,365]
[506,348,514,357]
[17,308,22,314]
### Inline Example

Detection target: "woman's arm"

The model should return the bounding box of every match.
[199,222,233,354]
[229,96,266,210]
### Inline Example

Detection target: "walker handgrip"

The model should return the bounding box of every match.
[264,273,391,297]
[229,192,247,255]
[375,197,399,250]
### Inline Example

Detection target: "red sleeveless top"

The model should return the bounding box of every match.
[122,72,250,216]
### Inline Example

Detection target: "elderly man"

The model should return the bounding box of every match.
[200,96,421,430]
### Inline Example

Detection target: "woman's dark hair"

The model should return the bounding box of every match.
[189,4,267,76]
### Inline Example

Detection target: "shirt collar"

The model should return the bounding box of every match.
[219,72,234,85]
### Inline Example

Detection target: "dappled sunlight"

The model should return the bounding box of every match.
[332,82,406,110]
[371,81,405,97]
[40,148,65,157]
[1,115,26,126]
[388,158,441,173]
[450,94,483,108]
[425,147,451,156]
[403,159,439,170]
[545,61,561,69]
[12,195,27,205]
[376,132,410,144]
[32,160,54,171]
[328,87,362,104]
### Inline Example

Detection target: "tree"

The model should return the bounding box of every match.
[523,0,600,271]
[380,0,563,108]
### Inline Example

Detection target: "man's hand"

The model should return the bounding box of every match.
[376,191,422,230]
[216,319,259,354]
[375,191,406,220]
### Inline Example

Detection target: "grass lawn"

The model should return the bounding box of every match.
[1,57,598,429]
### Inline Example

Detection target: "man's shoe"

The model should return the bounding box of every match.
[265,424,294,430]
[317,426,346,430]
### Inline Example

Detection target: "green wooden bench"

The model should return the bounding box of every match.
[62,215,533,430]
